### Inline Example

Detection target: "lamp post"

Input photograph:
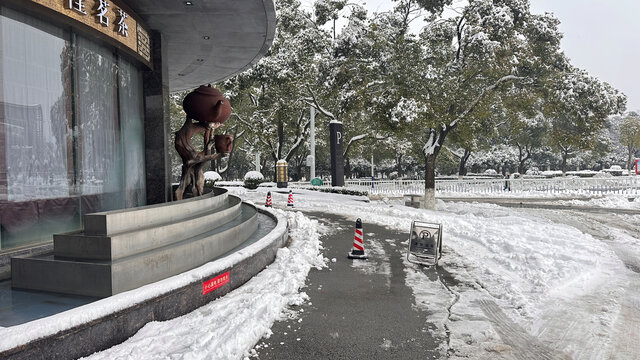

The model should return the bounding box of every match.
[310,106,316,180]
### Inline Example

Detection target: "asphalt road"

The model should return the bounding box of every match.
[254,211,442,359]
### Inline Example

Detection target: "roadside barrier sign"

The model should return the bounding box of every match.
[407,221,442,266]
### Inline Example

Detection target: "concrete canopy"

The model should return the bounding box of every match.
[127,0,276,92]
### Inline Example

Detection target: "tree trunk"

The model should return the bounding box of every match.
[628,144,634,171]
[458,148,471,176]
[271,153,278,182]
[561,151,568,175]
[396,154,403,178]
[295,160,303,181]
[423,153,437,210]
[345,157,352,179]
[261,158,268,180]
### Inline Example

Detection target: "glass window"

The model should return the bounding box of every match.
[0,9,147,250]
[75,35,123,213]
[118,57,146,208]
[0,8,71,202]
[0,8,77,249]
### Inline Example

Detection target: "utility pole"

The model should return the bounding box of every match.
[310,106,315,179]
[255,152,260,172]
[371,153,375,189]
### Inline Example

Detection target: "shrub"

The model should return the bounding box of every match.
[243,171,264,189]
[295,186,368,197]
[204,171,222,188]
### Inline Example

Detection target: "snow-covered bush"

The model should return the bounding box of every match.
[203,171,222,188]
[603,166,623,176]
[389,171,398,180]
[541,170,562,178]
[243,171,264,189]
[525,167,541,175]
[311,187,368,196]
[483,169,497,175]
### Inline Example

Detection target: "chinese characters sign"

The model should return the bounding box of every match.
[67,0,129,37]
[30,0,151,64]
[202,272,230,295]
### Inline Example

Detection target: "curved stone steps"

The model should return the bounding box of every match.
[83,188,230,236]
[0,207,288,360]
[10,189,270,297]
[53,196,243,261]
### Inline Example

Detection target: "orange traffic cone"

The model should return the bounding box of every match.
[348,218,367,259]
[265,191,272,207]
[287,190,294,207]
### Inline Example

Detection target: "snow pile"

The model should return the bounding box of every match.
[557,195,640,209]
[82,211,325,360]
[217,181,244,187]
[204,171,222,181]
[541,170,563,177]
[243,171,264,180]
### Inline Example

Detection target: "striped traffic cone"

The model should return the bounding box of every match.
[265,191,272,207]
[287,190,294,207]
[348,218,367,259]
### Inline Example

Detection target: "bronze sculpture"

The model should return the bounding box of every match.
[174,85,233,200]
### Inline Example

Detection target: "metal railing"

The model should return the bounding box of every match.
[289,176,640,196]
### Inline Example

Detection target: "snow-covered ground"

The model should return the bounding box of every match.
[556,195,640,209]
[82,210,325,360]
[84,187,639,359]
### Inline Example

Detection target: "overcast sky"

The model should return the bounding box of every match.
[529,0,640,112]
[300,0,640,112]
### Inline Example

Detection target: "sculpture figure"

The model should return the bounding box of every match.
[174,85,233,200]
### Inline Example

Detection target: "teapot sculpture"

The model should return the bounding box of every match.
[182,84,232,124]
[174,85,234,200]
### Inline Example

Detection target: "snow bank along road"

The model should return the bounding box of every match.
[83,188,639,359]
[252,189,639,359]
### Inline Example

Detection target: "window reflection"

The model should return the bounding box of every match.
[0,8,71,202]
[0,8,146,250]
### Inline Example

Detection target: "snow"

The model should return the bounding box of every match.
[81,210,325,360]
[0,207,289,353]
[204,171,222,181]
[243,171,264,180]
[225,188,634,358]
[10,186,635,358]
[557,195,640,209]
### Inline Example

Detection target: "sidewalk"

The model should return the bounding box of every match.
[254,211,443,359]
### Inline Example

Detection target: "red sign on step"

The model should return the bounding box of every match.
[202,272,230,295]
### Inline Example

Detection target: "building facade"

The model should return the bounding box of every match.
[0,0,275,253]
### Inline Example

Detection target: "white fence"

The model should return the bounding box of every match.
[289,176,640,196]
